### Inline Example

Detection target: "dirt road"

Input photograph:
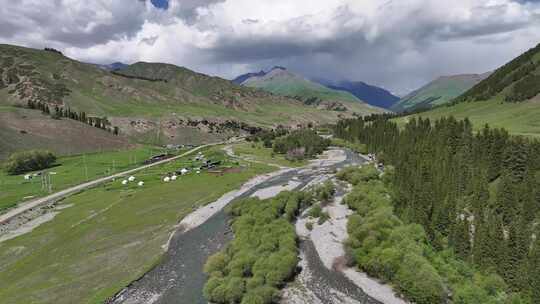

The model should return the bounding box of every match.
[0,141,227,224]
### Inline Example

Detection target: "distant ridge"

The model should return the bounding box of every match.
[391,73,490,112]
[397,42,540,136]
[316,79,399,109]
[233,67,385,114]
[96,62,129,71]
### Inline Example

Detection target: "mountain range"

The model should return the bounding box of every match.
[232,67,396,113]
[0,44,381,158]
[316,79,399,109]
[399,42,540,136]
[233,66,392,111]
[96,62,129,71]
[233,66,383,113]
[391,73,490,112]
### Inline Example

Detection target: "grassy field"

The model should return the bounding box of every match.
[0,146,175,211]
[394,98,540,137]
[0,146,275,304]
[232,142,307,167]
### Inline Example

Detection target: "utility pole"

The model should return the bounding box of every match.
[83,154,88,181]
[48,173,52,193]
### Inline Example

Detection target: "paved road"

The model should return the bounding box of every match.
[0,141,229,224]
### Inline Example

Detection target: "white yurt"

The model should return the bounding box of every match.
[171,175,178,181]
[163,176,171,182]
[121,179,128,185]
[137,181,144,186]
[128,176,136,182]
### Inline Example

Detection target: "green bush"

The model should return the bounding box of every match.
[203,191,312,303]
[5,150,57,175]
[273,129,330,160]
[318,211,330,224]
[314,180,336,203]
[308,204,322,218]
[337,165,379,185]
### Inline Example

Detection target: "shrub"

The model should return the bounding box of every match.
[314,180,336,203]
[273,129,330,160]
[308,204,322,218]
[5,150,56,175]
[318,211,330,224]
[203,191,310,303]
[337,165,379,185]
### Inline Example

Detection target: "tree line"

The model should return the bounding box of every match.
[5,150,56,175]
[272,129,330,161]
[334,115,540,303]
[26,100,120,135]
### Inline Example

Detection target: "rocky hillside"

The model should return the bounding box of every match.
[0,44,378,157]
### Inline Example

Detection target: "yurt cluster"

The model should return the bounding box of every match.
[119,151,219,187]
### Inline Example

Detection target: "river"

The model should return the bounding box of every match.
[107,148,383,304]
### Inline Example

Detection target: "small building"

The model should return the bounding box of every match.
[122,180,128,185]
[138,181,144,186]
[128,176,136,182]
[144,154,168,164]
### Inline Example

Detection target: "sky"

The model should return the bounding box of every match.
[1,0,540,95]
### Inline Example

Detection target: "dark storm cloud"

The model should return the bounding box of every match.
[172,0,225,24]
[188,1,540,93]
[2,0,540,94]
[0,1,148,48]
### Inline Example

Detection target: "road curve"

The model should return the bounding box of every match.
[0,141,229,224]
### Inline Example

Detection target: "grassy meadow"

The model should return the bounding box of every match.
[0,146,275,304]
[0,146,177,212]
[394,99,540,137]
[232,142,307,167]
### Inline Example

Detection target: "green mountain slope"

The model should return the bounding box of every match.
[0,44,378,157]
[239,67,384,114]
[396,42,540,136]
[391,73,489,112]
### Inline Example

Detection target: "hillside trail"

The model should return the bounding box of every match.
[0,140,236,225]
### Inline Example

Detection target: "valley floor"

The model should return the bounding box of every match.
[0,145,274,304]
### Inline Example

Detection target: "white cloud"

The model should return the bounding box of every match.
[1,0,540,93]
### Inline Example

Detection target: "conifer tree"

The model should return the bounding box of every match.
[529,232,540,302]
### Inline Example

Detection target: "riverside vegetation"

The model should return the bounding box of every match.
[335,115,540,303]
[203,191,313,304]
[203,180,338,304]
